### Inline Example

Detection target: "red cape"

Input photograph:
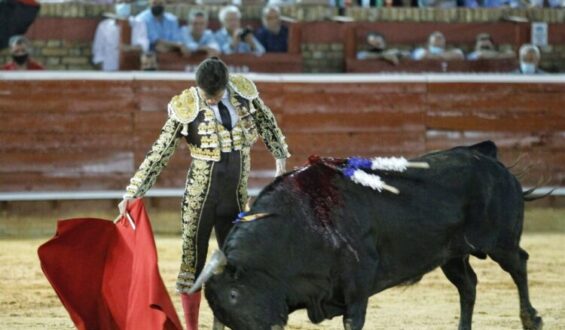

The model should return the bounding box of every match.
[38,199,182,330]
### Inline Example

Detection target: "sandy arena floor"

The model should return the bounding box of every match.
[0,233,564,330]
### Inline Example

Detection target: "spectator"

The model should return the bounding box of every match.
[465,0,559,7]
[356,32,410,64]
[268,0,296,5]
[510,0,542,6]
[467,33,514,60]
[2,35,43,70]
[356,0,405,7]
[92,0,149,71]
[514,44,545,74]
[463,0,505,7]
[412,31,464,61]
[136,0,182,53]
[180,10,220,57]
[140,51,158,70]
[255,5,288,53]
[418,0,457,7]
[356,0,383,7]
[215,5,265,56]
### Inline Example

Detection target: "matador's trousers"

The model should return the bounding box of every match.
[176,149,250,292]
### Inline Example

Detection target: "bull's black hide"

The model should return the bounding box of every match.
[205,141,542,330]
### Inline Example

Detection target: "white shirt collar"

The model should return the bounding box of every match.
[221,89,230,101]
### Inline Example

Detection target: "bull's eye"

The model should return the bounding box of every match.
[229,288,239,305]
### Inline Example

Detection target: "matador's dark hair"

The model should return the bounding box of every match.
[195,57,229,96]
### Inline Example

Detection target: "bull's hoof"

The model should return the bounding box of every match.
[522,315,543,330]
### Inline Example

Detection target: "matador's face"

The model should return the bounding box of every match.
[200,88,225,106]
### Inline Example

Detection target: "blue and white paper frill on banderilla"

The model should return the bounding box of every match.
[343,156,429,194]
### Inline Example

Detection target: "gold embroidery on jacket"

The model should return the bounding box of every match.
[229,88,259,146]
[197,121,216,135]
[200,135,219,149]
[217,126,233,152]
[229,74,258,100]
[168,88,199,124]
[189,144,221,161]
[237,149,251,211]
[252,97,290,159]
[125,118,182,198]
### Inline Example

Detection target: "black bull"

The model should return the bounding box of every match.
[199,141,543,330]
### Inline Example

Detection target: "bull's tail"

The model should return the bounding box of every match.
[522,175,554,202]
[507,154,533,181]
[523,187,555,202]
[506,153,526,171]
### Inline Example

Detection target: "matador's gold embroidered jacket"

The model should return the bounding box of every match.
[124,74,290,199]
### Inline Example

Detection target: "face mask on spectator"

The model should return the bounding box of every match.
[429,46,443,54]
[12,53,29,65]
[151,5,164,17]
[520,62,536,74]
[370,46,385,53]
[115,3,131,18]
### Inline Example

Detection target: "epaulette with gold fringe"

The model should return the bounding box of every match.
[168,87,199,124]
[167,87,199,135]
[229,74,259,100]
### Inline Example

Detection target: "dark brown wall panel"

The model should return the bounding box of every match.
[1,78,564,192]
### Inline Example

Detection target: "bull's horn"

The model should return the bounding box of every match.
[271,325,285,330]
[187,249,227,294]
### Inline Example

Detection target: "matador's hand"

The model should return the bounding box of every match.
[118,196,134,218]
[275,158,286,177]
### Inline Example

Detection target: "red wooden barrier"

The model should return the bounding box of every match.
[0,75,563,192]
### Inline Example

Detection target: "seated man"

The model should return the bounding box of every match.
[268,0,296,5]
[140,51,158,71]
[418,0,457,7]
[92,0,149,71]
[356,32,410,64]
[180,10,220,57]
[255,5,288,53]
[412,31,464,61]
[466,33,514,60]
[514,44,545,74]
[2,35,43,70]
[215,5,265,56]
[136,0,182,53]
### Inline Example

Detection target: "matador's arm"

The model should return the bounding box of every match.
[124,117,182,198]
[124,88,199,198]
[251,96,290,160]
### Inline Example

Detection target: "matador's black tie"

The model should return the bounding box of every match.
[218,101,232,130]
